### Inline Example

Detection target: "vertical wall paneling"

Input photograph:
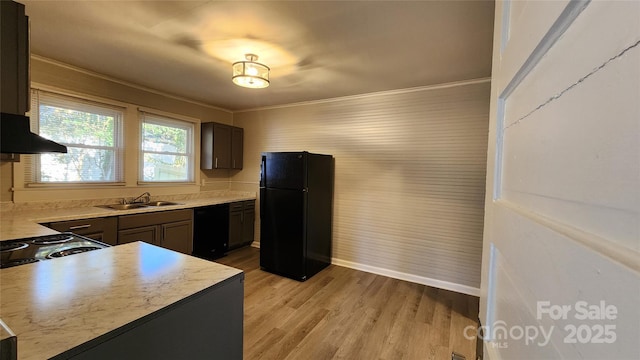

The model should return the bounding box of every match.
[233,80,491,294]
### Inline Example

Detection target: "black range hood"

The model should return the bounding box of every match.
[1,1,67,155]
[0,112,67,154]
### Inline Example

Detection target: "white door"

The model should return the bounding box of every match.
[481,0,639,359]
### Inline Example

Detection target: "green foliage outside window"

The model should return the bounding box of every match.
[38,104,119,182]
[141,118,193,182]
[31,91,193,184]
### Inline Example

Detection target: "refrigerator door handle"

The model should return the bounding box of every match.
[259,155,266,219]
[260,155,266,187]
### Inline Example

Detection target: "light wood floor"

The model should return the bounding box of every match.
[215,247,479,360]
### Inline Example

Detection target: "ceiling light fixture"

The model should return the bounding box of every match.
[232,54,270,89]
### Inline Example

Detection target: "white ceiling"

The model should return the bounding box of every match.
[22,0,495,111]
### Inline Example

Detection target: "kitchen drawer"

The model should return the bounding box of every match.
[118,209,192,230]
[46,217,117,245]
[48,217,115,233]
[229,200,254,212]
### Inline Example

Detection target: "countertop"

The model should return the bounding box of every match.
[0,191,256,241]
[0,241,244,360]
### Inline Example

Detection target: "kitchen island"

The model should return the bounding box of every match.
[0,241,243,359]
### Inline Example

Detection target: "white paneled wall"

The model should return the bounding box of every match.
[233,80,490,294]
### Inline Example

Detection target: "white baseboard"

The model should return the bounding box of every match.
[248,241,479,297]
[331,257,481,297]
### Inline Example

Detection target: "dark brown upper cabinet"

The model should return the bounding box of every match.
[1,0,30,115]
[201,122,243,170]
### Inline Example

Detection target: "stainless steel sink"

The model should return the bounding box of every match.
[145,201,180,206]
[98,203,149,210]
[97,200,180,210]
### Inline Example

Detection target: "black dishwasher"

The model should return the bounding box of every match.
[193,204,229,259]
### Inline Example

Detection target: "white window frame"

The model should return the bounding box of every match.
[27,89,125,185]
[139,111,195,184]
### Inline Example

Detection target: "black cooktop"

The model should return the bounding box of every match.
[0,233,109,269]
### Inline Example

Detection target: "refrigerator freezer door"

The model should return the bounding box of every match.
[260,187,306,279]
[262,152,306,190]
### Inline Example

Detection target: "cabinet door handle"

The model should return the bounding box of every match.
[215,157,218,168]
[69,224,91,230]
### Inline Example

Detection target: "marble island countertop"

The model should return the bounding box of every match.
[0,191,256,241]
[0,241,244,360]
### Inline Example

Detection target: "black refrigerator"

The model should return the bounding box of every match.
[259,151,334,281]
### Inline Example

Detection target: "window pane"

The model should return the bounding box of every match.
[39,105,115,146]
[140,114,193,183]
[27,90,124,185]
[142,153,188,181]
[40,148,116,182]
[142,122,187,153]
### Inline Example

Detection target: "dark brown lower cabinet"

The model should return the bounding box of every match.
[61,272,244,360]
[228,200,255,250]
[44,203,252,256]
[118,209,193,254]
[118,226,156,246]
[160,220,193,254]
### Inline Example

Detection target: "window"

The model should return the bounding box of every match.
[29,90,124,183]
[140,112,194,183]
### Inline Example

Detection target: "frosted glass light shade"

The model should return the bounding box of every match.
[232,54,270,88]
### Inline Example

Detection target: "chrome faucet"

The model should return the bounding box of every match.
[128,192,151,204]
